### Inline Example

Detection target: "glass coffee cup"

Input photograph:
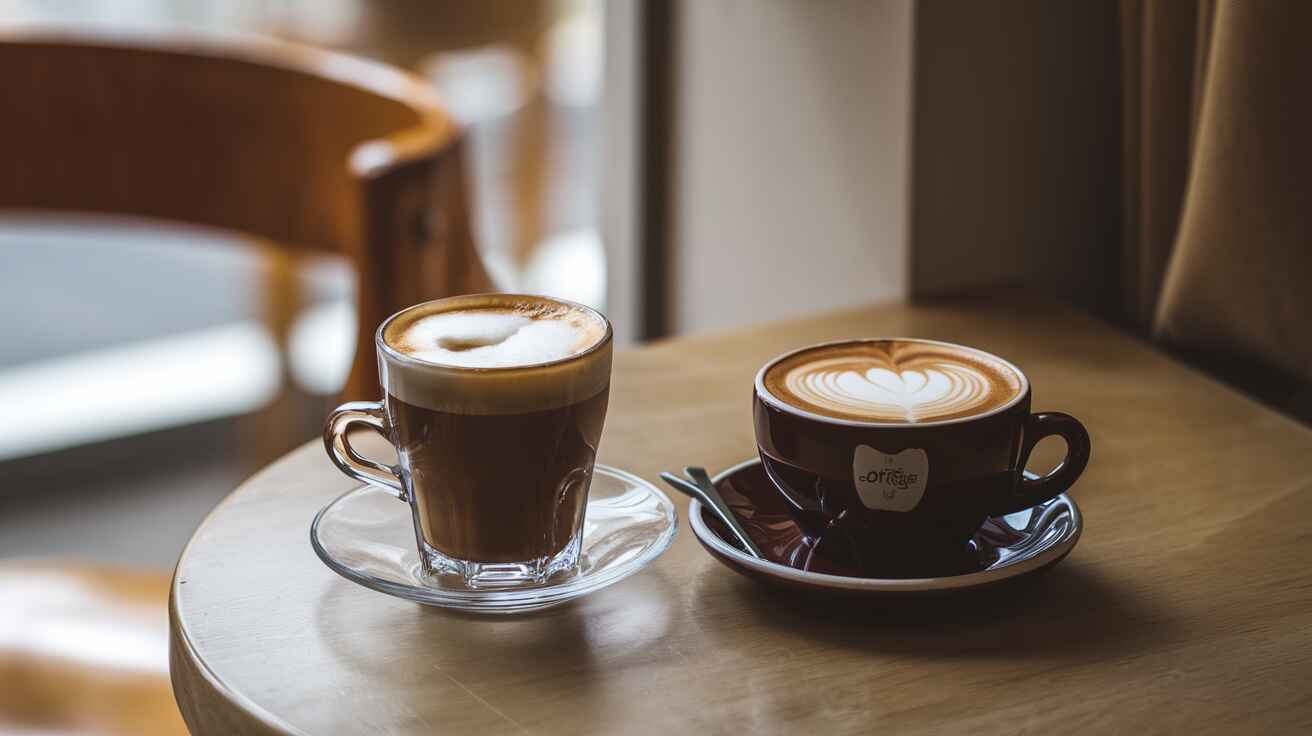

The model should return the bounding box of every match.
[324,294,612,587]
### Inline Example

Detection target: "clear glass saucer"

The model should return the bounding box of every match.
[310,465,678,614]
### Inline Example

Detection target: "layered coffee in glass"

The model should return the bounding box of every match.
[326,294,612,586]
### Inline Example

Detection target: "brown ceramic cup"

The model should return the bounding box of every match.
[753,338,1090,573]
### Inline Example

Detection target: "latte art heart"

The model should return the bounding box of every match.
[762,340,1024,423]
[787,360,994,422]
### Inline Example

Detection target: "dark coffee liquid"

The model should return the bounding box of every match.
[387,387,609,563]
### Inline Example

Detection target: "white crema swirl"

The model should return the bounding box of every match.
[782,356,999,423]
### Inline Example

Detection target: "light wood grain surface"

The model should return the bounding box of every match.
[170,294,1312,734]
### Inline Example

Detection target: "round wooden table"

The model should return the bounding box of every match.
[170,426,702,736]
[171,295,1312,735]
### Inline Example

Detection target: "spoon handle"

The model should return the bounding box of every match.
[660,471,765,560]
[685,467,767,560]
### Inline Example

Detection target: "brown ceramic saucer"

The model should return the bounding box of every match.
[690,458,1081,595]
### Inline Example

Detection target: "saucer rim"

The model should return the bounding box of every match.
[690,458,1082,592]
[310,464,678,613]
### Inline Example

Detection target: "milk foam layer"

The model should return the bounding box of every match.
[762,340,1024,423]
[393,308,601,368]
[381,295,611,415]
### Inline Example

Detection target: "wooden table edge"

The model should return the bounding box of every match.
[170,452,311,736]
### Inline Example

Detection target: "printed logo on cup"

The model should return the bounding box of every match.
[853,446,928,512]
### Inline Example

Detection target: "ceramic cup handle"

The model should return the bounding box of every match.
[323,401,407,502]
[995,412,1090,515]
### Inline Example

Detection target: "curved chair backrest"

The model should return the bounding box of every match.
[0,28,490,399]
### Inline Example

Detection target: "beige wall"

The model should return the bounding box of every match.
[601,0,643,343]
[667,0,914,334]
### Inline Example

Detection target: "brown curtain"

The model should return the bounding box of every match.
[1118,0,1215,329]
[1121,0,1312,415]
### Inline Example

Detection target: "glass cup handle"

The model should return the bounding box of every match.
[323,401,407,502]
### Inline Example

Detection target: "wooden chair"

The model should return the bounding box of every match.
[0,563,188,735]
[0,29,490,734]
[0,27,492,401]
